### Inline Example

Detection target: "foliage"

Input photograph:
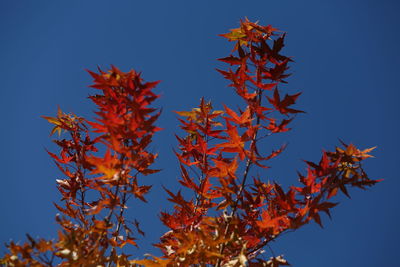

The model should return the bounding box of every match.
[1,18,379,267]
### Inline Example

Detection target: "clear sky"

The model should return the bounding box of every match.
[0,1,399,266]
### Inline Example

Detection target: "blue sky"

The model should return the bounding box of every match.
[1,1,399,266]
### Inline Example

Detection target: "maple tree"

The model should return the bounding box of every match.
[1,18,380,267]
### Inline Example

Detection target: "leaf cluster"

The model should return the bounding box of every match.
[1,19,379,267]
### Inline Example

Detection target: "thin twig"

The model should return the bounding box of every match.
[215,87,263,267]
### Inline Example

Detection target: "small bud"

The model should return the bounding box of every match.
[72,251,78,260]
[59,248,71,255]
[10,255,18,261]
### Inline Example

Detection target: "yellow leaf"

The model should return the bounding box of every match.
[131,257,170,267]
